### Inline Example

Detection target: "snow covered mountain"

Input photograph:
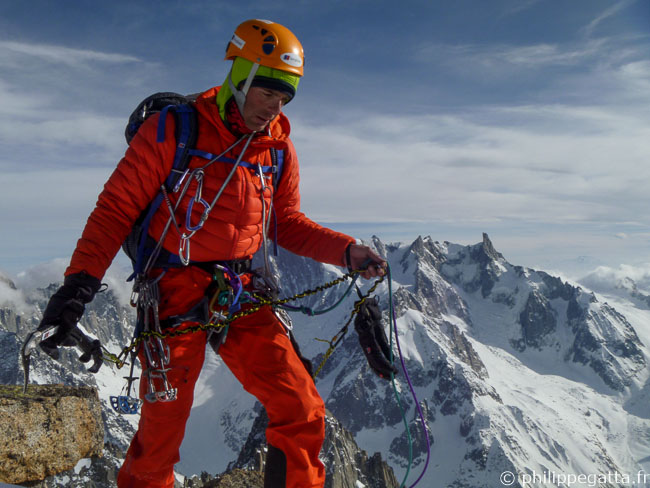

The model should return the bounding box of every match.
[1,234,650,487]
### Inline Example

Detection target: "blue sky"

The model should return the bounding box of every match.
[1,0,649,278]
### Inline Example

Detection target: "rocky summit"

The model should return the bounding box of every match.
[0,384,104,485]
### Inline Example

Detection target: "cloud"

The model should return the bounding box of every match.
[0,40,142,68]
[409,33,649,112]
[580,262,650,296]
[413,38,606,78]
[0,114,125,167]
[13,258,133,308]
[498,0,545,18]
[616,60,650,96]
[13,258,70,290]
[580,0,637,38]
[0,271,30,313]
[291,100,650,228]
[0,40,151,170]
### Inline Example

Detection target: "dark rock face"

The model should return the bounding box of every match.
[229,408,399,488]
[515,290,557,351]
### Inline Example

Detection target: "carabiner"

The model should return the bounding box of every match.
[179,233,192,266]
[185,195,210,232]
[172,168,190,193]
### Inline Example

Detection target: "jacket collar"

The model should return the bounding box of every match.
[195,86,291,150]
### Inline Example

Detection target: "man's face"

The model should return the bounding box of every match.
[242,86,290,131]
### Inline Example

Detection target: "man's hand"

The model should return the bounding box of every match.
[345,244,387,279]
[36,272,101,360]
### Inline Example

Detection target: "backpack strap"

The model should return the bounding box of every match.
[127,103,198,279]
[270,148,284,255]
[157,104,198,192]
[272,148,285,191]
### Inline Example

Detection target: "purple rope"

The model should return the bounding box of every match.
[221,263,244,313]
[391,293,431,487]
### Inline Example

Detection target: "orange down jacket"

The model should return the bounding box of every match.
[66,86,354,315]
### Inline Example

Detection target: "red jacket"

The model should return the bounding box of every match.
[66,87,354,316]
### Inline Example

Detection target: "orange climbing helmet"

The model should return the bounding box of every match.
[225,19,304,76]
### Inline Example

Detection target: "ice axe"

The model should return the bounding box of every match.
[21,310,104,393]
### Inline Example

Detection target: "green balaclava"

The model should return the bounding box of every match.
[216,57,300,121]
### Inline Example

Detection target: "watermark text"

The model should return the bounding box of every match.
[500,469,650,487]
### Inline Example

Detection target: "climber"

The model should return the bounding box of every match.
[31,18,386,488]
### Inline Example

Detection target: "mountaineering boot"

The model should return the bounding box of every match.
[264,444,287,487]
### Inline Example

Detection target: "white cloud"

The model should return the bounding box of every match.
[291,100,650,228]
[580,262,650,297]
[14,258,70,290]
[13,258,133,308]
[0,272,30,313]
[0,114,125,162]
[413,38,606,77]
[617,60,650,95]
[0,40,142,68]
[580,0,637,39]
[498,0,545,18]
[0,40,145,169]
[411,34,649,112]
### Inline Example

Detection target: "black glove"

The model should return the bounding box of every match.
[354,296,398,379]
[38,272,102,360]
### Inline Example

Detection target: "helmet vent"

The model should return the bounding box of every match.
[262,35,277,55]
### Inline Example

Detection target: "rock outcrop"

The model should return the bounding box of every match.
[0,384,104,485]
[229,408,399,488]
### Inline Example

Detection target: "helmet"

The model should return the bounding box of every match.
[225,19,304,76]
[218,19,304,121]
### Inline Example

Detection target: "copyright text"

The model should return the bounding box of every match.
[500,469,650,487]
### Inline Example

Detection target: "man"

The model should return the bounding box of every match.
[35,19,385,488]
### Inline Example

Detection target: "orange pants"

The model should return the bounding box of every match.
[117,306,326,488]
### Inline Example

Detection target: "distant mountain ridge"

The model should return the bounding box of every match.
[1,233,649,487]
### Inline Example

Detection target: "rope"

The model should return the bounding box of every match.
[386,262,431,487]
[101,267,370,369]
[311,274,385,378]
[279,272,359,317]
[101,261,432,486]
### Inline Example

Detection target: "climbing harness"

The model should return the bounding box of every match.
[102,266,366,372]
